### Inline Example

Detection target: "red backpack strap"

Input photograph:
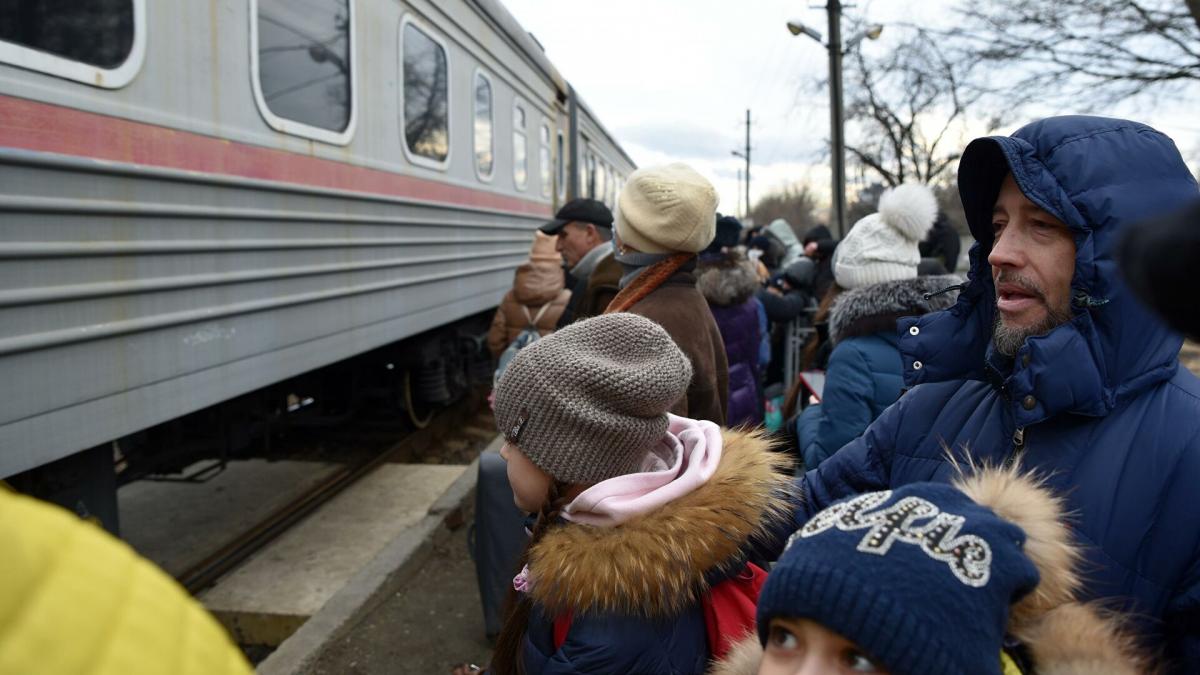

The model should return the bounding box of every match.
[552,610,574,650]
[701,562,768,661]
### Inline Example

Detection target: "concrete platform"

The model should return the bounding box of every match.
[199,462,470,648]
[119,459,342,577]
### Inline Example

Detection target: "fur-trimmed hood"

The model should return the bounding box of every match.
[829,274,962,344]
[708,466,1152,675]
[697,252,761,307]
[526,428,793,618]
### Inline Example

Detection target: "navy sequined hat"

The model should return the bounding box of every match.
[757,482,1041,675]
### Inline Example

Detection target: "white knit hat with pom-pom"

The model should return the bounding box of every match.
[834,183,938,290]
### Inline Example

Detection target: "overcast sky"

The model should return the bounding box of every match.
[501,0,1200,218]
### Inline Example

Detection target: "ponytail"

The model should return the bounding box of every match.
[489,482,573,675]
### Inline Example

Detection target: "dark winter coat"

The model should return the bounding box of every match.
[520,431,791,674]
[918,212,962,273]
[786,116,1200,669]
[795,275,961,469]
[803,225,838,299]
[756,258,816,324]
[626,269,730,425]
[698,255,768,426]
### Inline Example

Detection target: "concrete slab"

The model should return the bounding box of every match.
[200,462,468,646]
[119,459,342,577]
[258,440,492,675]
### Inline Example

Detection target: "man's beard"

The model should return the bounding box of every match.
[992,273,1072,357]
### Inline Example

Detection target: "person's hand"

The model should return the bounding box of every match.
[756,261,771,282]
[451,663,482,675]
[805,241,819,257]
[767,286,784,296]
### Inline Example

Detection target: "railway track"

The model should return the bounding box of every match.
[171,391,494,596]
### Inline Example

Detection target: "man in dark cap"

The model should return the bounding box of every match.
[539,198,618,325]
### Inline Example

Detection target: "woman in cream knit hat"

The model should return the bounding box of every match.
[605,163,730,425]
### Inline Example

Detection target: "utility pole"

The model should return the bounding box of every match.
[743,108,752,219]
[827,0,847,238]
[732,109,752,222]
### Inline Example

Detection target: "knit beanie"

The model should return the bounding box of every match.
[615,163,718,254]
[834,183,937,289]
[703,214,744,255]
[757,482,1041,675]
[493,313,693,484]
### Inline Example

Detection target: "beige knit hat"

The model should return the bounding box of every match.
[615,163,719,254]
[493,313,693,484]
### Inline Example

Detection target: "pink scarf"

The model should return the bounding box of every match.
[561,415,723,528]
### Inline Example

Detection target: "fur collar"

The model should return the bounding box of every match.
[697,255,761,307]
[710,604,1149,675]
[829,274,962,344]
[708,466,1152,675]
[526,429,793,617]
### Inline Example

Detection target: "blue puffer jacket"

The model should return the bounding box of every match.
[699,256,769,426]
[518,430,790,674]
[790,117,1200,670]
[797,276,961,469]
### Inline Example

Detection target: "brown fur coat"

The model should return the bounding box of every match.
[708,466,1153,675]
[526,428,793,618]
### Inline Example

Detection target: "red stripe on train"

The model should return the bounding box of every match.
[0,94,551,218]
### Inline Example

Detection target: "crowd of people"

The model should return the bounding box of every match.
[470,114,1200,675]
[2,113,1198,675]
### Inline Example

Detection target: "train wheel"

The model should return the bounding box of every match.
[403,369,435,429]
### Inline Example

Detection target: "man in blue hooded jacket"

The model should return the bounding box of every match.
[787,116,1200,670]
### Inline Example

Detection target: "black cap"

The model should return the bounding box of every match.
[539,198,614,235]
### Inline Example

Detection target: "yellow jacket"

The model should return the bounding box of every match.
[0,488,251,675]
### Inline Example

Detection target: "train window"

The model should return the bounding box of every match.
[473,70,494,180]
[512,101,528,190]
[0,0,146,88]
[556,130,566,201]
[253,0,355,144]
[539,122,552,200]
[586,153,596,198]
[401,17,450,166]
[596,161,607,208]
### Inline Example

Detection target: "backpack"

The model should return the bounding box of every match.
[494,303,551,385]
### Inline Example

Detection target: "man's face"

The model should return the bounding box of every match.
[555,221,601,268]
[988,174,1076,356]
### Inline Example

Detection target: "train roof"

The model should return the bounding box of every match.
[470,0,636,170]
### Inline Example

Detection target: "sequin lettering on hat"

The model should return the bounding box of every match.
[799,490,993,587]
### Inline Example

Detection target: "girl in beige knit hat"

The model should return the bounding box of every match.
[476,313,793,675]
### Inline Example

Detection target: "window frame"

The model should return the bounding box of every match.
[556,130,566,201]
[249,0,358,146]
[0,0,147,89]
[511,98,528,191]
[397,13,452,170]
[539,119,553,200]
[472,68,495,182]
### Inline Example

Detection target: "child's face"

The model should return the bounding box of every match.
[758,617,888,675]
[499,441,553,513]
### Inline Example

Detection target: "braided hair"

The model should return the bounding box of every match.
[489,481,574,675]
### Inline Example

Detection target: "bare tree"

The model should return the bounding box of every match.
[841,26,989,188]
[750,184,821,235]
[952,0,1200,104]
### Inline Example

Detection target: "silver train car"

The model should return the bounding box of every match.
[0,0,635,518]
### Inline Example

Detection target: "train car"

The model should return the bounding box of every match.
[0,0,633,530]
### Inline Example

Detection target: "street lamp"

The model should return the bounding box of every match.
[788,12,882,238]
